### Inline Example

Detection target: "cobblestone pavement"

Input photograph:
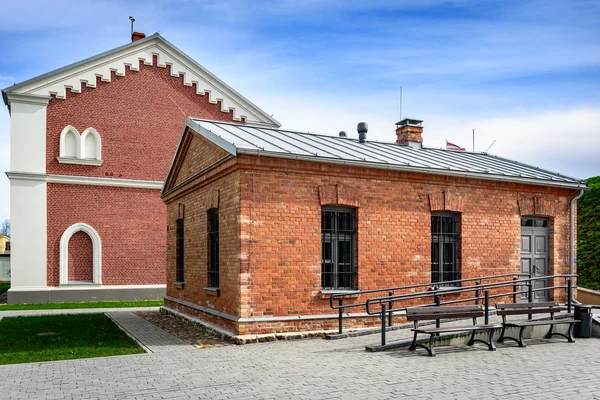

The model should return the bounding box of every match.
[1,319,599,400]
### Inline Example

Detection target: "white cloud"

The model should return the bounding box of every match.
[0,0,598,223]
[255,91,599,180]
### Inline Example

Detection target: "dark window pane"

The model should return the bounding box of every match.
[322,241,332,263]
[322,208,355,289]
[208,210,219,288]
[176,219,184,282]
[431,214,459,285]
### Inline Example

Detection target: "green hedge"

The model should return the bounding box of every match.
[578,176,600,291]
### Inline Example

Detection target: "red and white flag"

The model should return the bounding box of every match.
[446,141,465,151]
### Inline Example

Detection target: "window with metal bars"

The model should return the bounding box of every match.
[208,209,219,288]
[176,219,184,283]
[431,213,460,285]
[321,207,356,290]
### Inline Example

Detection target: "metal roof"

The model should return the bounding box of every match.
[186,118,587,189]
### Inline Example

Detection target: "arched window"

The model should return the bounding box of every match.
[59,126,81,158]
[59,223,102,285]
[57,126,103,166]
[81,128,102,160]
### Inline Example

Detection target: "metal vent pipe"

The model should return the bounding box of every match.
[357,122,368,143]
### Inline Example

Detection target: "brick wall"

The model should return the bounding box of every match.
[164,132,241,317]
[166,152,577,335]
[232,156,576,334]
[47,184,166,286]
[46,56,241,181]
[45,56,243,287]
[172,130,230,187]
[68,231,93,281]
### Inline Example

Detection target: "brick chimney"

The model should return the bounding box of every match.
[132,32,146,42]
[396,118,423,148]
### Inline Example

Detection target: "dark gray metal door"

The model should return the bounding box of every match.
[520,218,550,302]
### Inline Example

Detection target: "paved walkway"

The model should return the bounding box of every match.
[1,311,599,399]
[106,311,193,353]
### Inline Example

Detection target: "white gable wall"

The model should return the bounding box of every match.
[9,35,280,127]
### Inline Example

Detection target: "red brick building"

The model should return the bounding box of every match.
[3,33,279,303]
[162,118,586,336]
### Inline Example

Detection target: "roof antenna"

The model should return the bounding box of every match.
[485,140,496,153]
[129,16,135,37]
[399,87,403,121]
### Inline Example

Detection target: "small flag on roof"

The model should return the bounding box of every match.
[446,141,466,151]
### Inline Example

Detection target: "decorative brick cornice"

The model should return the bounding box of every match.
[429,192,444,211]
[429,191,464,212]
[5,36,279,126]
[318,184,360,207]
[518,197,556,216]
[534,197,556,216]
[206,189,220,210]
[518,198,534,215]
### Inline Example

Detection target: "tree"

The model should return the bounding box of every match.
[0,219,8,237]
[577,176,600,290]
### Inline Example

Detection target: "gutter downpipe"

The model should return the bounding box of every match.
[569,188,585,309]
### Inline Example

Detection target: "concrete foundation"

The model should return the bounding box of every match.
[7,285,165,303]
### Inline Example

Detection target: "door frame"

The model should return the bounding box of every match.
[520,216,550,302]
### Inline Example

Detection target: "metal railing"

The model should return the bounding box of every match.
[329,272,578,346]
[330,273,527,334]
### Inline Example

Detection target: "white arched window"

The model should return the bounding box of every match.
[59,126,81,158]
[57,126,103,166]
[81,128,102,160]
[65,131,78,157]
[59,222,102,285]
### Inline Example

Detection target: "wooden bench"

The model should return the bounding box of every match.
[495,302,579,347]
[406,305,501,357]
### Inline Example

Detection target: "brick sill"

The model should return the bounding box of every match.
[204,287,220,296]
[173,282,184,289]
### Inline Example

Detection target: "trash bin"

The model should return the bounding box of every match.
[573,304,593,338]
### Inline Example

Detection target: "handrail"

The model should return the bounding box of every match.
[369,274,577,346]
[365,274,577,314]
[329,272,528,309]
[330,271,577,338]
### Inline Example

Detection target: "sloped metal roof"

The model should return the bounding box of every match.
[186,118,586,189]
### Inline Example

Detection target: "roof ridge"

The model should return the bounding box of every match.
[186,119,586,188]
[3,34,280,127]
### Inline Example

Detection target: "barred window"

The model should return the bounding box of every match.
[208,209,219,288]
[176,219,184,283]
[431,214,460,285]
[322,208,356,290]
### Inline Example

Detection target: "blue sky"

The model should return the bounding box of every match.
[0,0,599,222]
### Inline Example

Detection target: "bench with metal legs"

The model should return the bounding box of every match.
[496,302,578,348]
[407,305,501,357]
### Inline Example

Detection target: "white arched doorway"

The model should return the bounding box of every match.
[59,223,102,285]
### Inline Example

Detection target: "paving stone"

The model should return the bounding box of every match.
[1,310,599,399]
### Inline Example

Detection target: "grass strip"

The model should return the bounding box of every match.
[0,299,163,311]
[0,314,145,365]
